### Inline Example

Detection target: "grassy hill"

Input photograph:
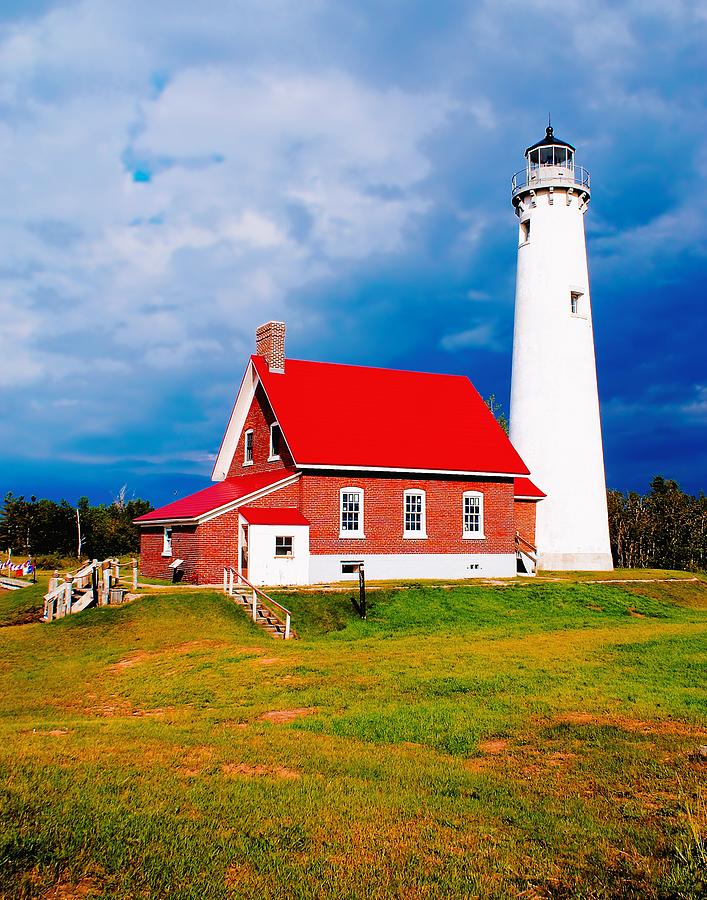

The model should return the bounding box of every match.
[0,574,705,898]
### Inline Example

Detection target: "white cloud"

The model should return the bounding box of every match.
[440,323,501,352]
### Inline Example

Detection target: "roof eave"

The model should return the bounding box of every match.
[298,463,528,478]
[135,471,301,527]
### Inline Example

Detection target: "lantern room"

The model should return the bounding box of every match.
[512,124,590,203]
[526,125,575,172]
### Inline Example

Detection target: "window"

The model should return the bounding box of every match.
[404,490,427,538]
[341,560,363,574]
[339,487,364,538]
[269,423,281,460]
[463,492,484,538]
[520,219,530,244]
[244,430,253,465]
[275,536,293,557]
[570,290,583,316]
[162,527,173,556]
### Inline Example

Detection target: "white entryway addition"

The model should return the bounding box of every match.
[238,509,310,586]
[509,124,613,571]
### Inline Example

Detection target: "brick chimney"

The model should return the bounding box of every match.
[255,321,286,373]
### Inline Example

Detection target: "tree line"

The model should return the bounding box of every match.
[0,491,152,565]
[607,477,706,571]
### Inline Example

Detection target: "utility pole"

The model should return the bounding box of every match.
[76,507,83,560]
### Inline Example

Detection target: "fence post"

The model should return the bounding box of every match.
[132,559,138,591]
[229,568,234,596]
[252,589,257,621]
[49,569,59,593]
[285,613,291,640]
[63,575,74,617]
[112,560,120,582]
[223,569,227,594]
[102,562,111,606]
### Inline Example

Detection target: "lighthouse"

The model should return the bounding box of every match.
[509,124,613,571]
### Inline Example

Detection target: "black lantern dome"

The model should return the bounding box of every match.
[525,125,575,157]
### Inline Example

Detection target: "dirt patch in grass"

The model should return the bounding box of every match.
[628,608,647,618]
[556,712,707,737]
[478,738,509,754]
[110,640,233,673]
[258,707,318,723]
[254,656,283,666]
[221,762,300,779]
[43,875,101,899]
[110,650,151,671]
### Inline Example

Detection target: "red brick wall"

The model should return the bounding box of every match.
[140,525,200,581]
[300,473,515,555]
[226,384,295,477]
[140,474,516,584]
[514,499,538,547]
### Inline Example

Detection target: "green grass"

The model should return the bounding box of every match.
[0,574,706,898]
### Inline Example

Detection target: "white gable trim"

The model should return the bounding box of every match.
[211,361,259,481]
[211,360,297,482]
[138,472,301,527]
[198,472,300,523]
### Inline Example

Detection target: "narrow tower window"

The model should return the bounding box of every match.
[244,429,253,465]
[520,220,530,244]
[570,290,583,316]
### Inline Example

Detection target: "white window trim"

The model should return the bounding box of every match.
[161,526,173,557]
[339,486,365,539]
[268,422,281,461]
[462,491,485,540]
[403,489,427,539]
[274,535,294,558]
[243,429,254,466]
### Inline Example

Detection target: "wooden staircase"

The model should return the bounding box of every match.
[43,559,133,621]
[223,568,294,639]
[515,532,538,576]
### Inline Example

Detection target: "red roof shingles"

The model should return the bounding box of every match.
[135,469,297,523]
[514,477,546,499]
[253,355,529,476]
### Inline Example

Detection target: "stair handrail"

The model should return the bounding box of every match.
[43,579,69,621]
[223,566,292,640]
[515,532,537,555]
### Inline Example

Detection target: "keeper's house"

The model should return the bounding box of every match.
[136,322,544,585]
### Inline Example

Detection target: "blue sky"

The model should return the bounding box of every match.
[1,0,705,507]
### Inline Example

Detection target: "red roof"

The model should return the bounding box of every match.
[252,355,529,475]
[514,477,546,499]
[135,470,297,523]
[239,507,310,525]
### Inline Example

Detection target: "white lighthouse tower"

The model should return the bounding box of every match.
[509,124,613,570]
